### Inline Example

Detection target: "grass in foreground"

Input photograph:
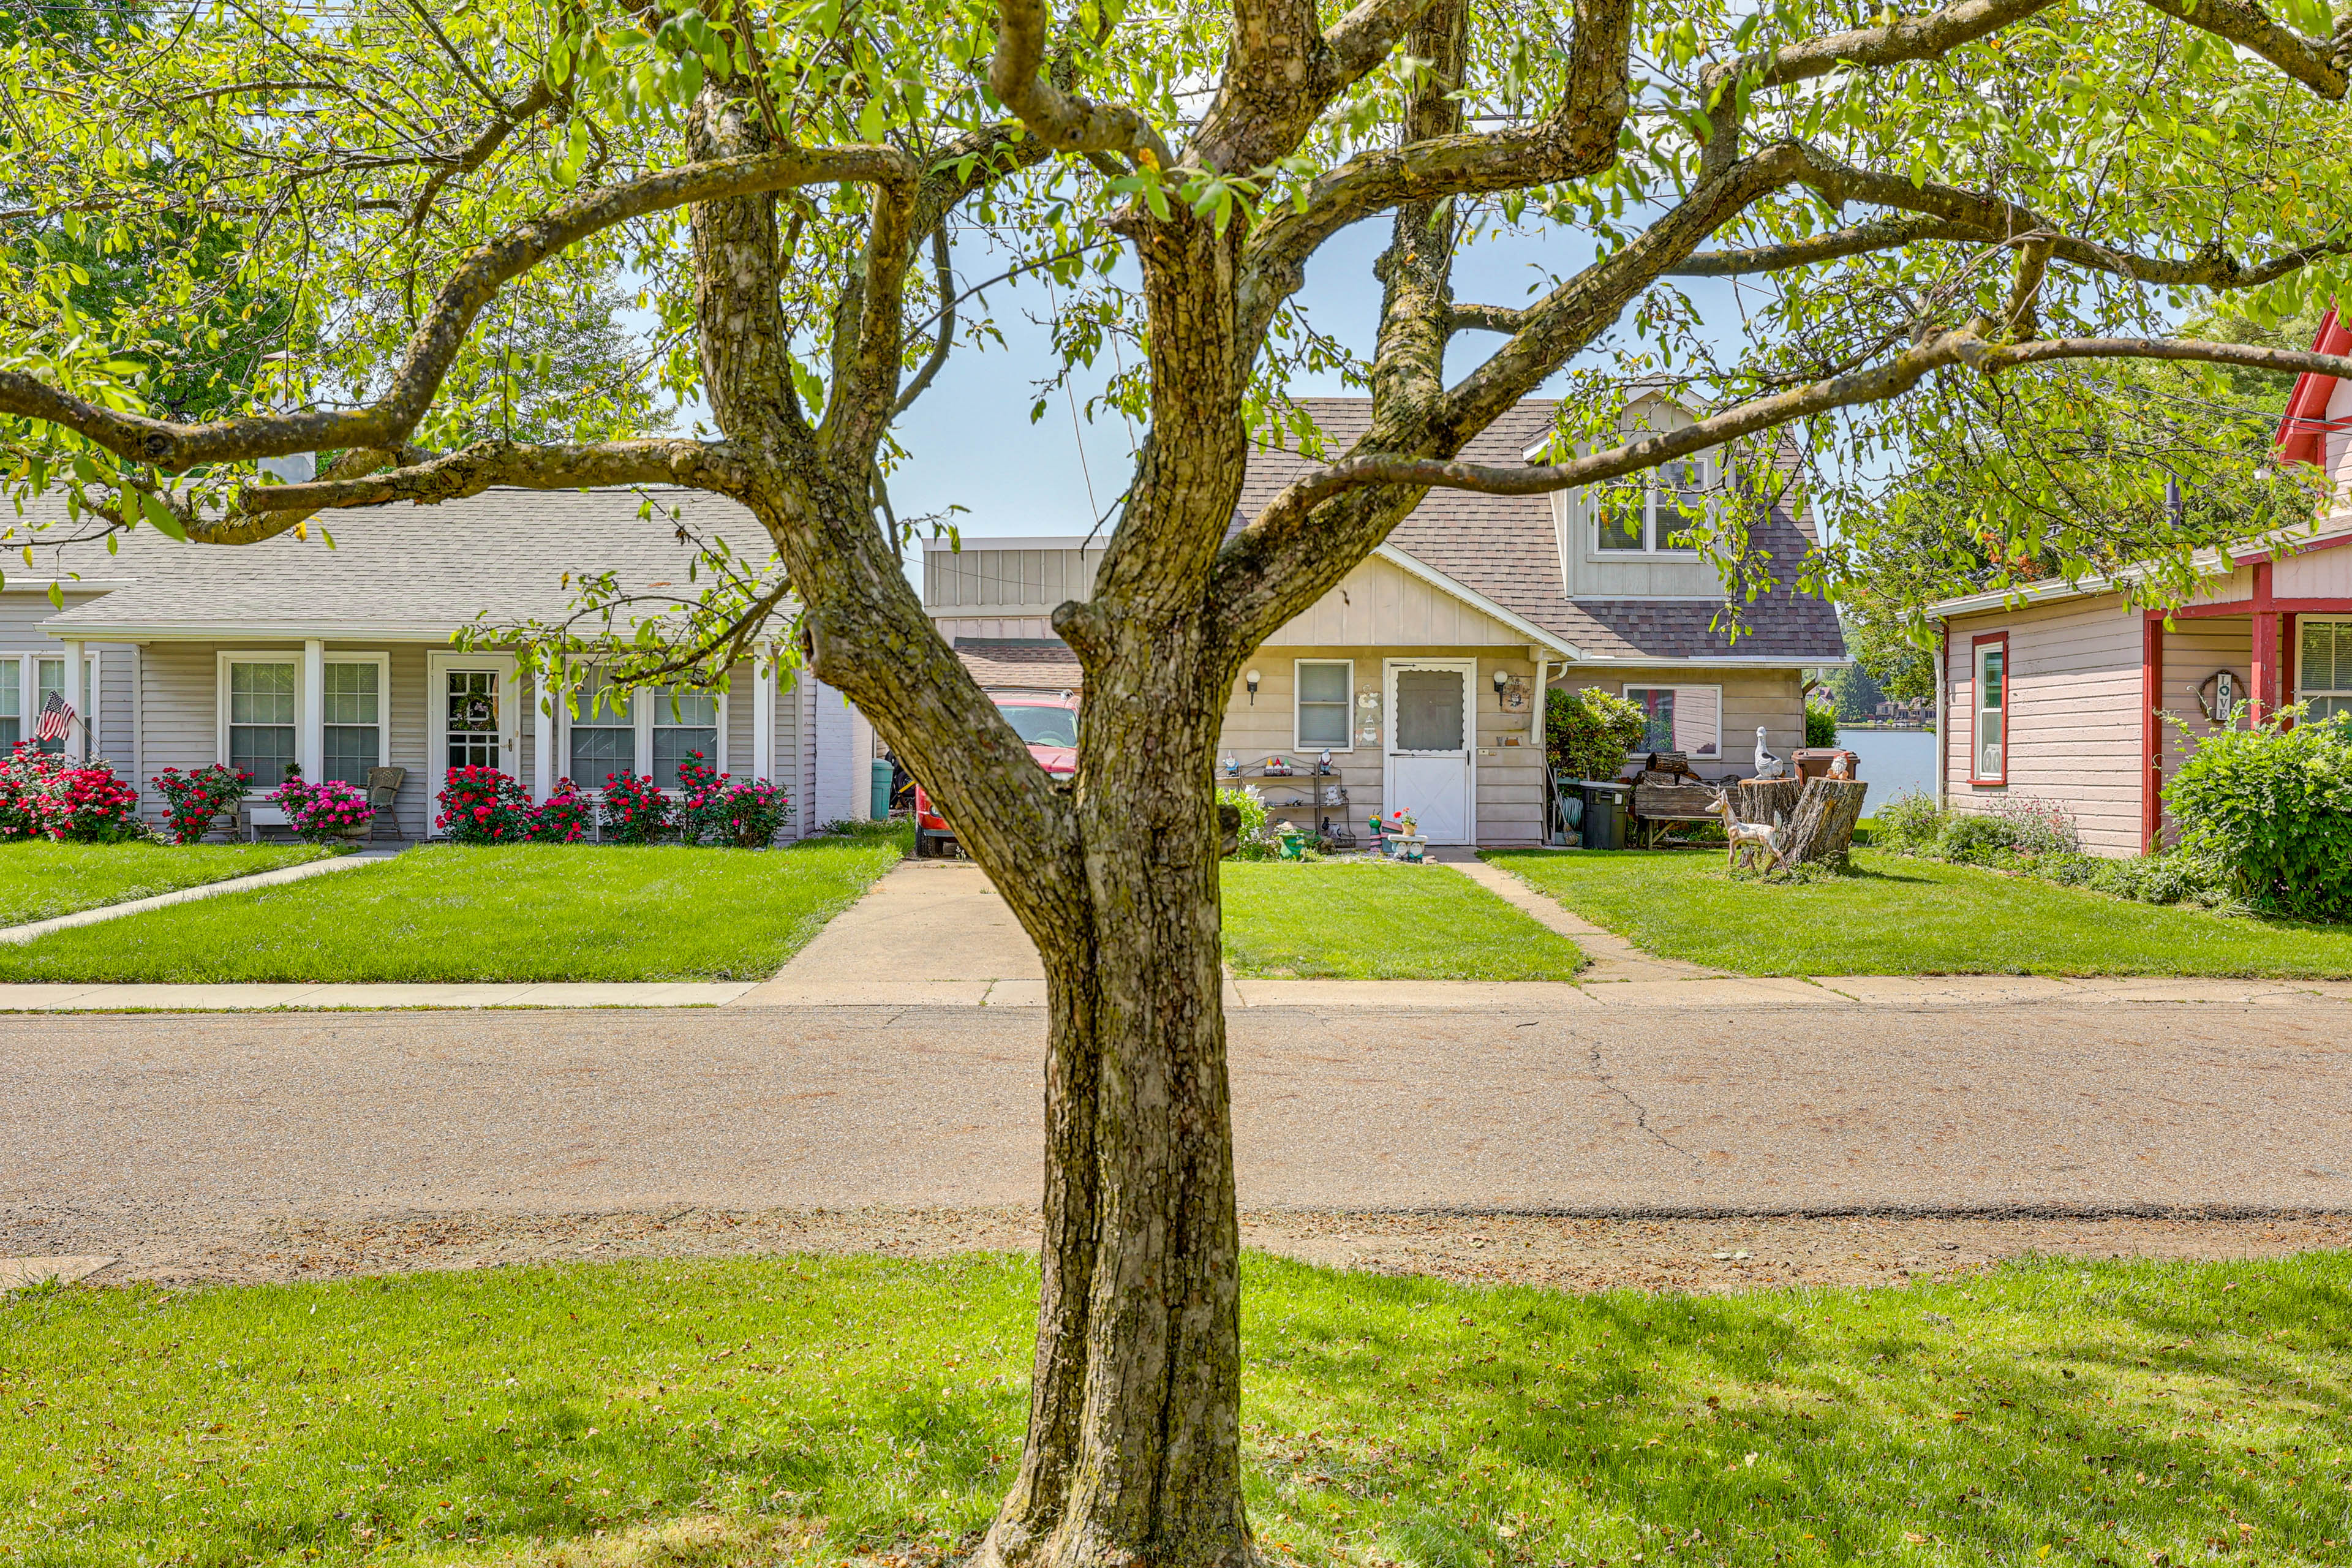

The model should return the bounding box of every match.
[1485,847,2352,978]
[0,831,905,983]
[1221,860,1585,979]
[0,840,328,927]
[4,1251,2350,1567]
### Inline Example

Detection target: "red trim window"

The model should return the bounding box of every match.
[1970,631,2009,785]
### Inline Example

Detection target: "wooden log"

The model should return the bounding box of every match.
[1736,776,1803,827]
[1780,778,1869,865]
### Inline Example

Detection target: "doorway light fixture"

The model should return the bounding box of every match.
[1245,668,1261,704]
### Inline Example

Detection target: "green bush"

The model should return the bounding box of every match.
[2165,712,2352,920]
[1875,791,1947,853]
[1935,813,2021,864]
[1216,784,1272,860]
[1805,700,1839,748]
[2087,852,2228,908]
[1545,687,1648,781]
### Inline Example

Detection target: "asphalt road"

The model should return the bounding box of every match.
[7,1000,2351,1268]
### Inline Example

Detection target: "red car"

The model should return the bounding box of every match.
[913,691,1079,858]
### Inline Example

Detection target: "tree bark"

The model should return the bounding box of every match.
[1779,778,1870,865]
[1735,776,1803,829]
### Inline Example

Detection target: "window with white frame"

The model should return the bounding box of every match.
[1972,638,2007,782]
[226,659,298,784]
[0,657,18,748]
[321,660,385,785]
[1621,684,1721,759]
[1596,455,1713,554]
[568,668,636,784]
[11,655,94,755]
[2301,618,2352,723]
[651,686,719,787]
[1294,660,1352,750]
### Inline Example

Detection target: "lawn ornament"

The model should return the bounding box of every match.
[1827,752,1852,780]
[1708,788,1786,875]
[1751,726,1787,780]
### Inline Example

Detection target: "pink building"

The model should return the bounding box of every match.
[1929,315,2352,856]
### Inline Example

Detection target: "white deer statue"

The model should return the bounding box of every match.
[1708,788,1787,875]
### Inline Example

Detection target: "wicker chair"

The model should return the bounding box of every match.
[364,766,407,842]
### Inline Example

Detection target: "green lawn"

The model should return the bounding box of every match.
[0,841,328,927]
[1221,861,1586,979]
[6,1250,2350,1568]
[1485,847,2352,978]
[0,832,905,984]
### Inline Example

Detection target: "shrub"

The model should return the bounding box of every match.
[1545,687,1648,781]
[153,763,252,844]
[598,771,672,843]
[1985,793,2082,858]
[1934,813,2021,864]
[435,764,533,844]
[2087,852,2230,908]
[1804,699,1838,748]
[273,776,374,842]
[1875,791,1948,853]
[2165,711,2352,921]
[673,752,793,847]
[1217,784,1272,860]
[524,780,596,843]
[0,744,143,842]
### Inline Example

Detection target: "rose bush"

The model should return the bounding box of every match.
[524,780,595,843]
[674,752,791,847]
[434,764,532,844]
[153,763,252,843]
[597,770,670,843]
[273,776,374,842]
[0,744,143,842]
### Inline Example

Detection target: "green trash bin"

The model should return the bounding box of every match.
[871,758,894,821]
[1577,780,1630,850]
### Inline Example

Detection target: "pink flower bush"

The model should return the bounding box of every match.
[524,780,595,843]
[153,763,253,844]
[273,775,375,842]
[0,744,143,843]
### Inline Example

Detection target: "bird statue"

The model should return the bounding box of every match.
[1752,726,1787,780]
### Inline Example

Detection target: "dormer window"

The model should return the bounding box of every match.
[1596,456,1711,554]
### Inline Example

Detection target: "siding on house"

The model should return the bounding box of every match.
[0,590,132,769]
[2283,545,2352,598]
[923,543,1104,614]
[1261,554,1533,647]
[1216,647,1547,845]
[932,615,1058,643]
[1942,594,2146,857]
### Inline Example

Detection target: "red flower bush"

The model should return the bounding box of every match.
[153,763,253,844]
[524,780,595,843]
[597,769,671,843]
[434,764,532,844]
[273,776,374,842]
[674,752,792,848]
[0,744,143,843]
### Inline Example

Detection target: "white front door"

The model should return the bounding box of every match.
[428,654,520,800]
[1384,658,1475,844]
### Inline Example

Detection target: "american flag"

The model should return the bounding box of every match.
[34,692,74,742]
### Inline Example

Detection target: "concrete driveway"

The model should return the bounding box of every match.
[6,999,2349,1280]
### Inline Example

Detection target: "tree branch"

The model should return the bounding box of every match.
[987,0,1173,165]
[235,438,751,514]
[1668,216,1973,275]
[1247,333,2352,530]
[1446,301,1529,334]
[406,80,559,230]
[893,227,957,419]
[0,144,916,471]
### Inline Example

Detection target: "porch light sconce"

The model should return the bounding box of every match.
[1492,668,1510,707]
[1245,668,1261,705]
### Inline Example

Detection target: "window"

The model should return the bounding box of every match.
[2301,618,2352,723]
[569,669,636,783]
[998,703,1079,747]
[0,657,18,748]
[321,660,383,786]
[228,660,298,785]
[1294,660,1352,750]
[650,686,718,788]
[1621,684,1721,759]
[1972,635,2007,784]
[1595,456,1711,554]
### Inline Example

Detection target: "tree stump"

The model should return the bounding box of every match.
[1779,778,1869,865]
[1736,776,1803,828]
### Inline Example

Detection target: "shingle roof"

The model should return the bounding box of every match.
[1235,399,1844,664]
[952,637,1084,690]
[38,488,778,636]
